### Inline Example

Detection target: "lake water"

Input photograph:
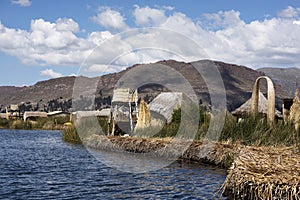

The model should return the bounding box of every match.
[0,129,227,199]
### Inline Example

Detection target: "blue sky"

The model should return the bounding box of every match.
[1,0,300,86]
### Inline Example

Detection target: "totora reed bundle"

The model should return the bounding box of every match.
[222,145,300,200]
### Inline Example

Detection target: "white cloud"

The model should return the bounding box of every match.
[0,18,97,66]
[55,18,80,32]
[40,69,62,78]
[201,10,245,30]
[162,6,174,11]
[11,0,31,7]
[278,6,300,18]
[293,20,300,25]
[92,7,128,31]
[133,6,167,26]
[1,5,300,71]
[87,31,113,45]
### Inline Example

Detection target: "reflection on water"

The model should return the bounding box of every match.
[0,129,227,199]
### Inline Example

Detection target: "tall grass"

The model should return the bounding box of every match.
[0,116,69,130]
[0,118,10,128]
[216,114,299,147]
[62,117,110,144]
[62,125,82,144]
[60,107,300,148]
[152,109,300,147]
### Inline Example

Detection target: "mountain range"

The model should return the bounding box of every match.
[259,67,300,97]
[0,60,296,113]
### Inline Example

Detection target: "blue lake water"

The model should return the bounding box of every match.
[0,129,227,199]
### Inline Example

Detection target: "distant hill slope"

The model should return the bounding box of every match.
[0,60,289,112]
[0,76,76,105]
[258,67,300,97]
[153,60,287,111]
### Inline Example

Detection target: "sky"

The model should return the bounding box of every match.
[1,0,300,86]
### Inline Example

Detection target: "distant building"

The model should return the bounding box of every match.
[47,111,69,118]
[72,109,111,120]
[23,111,48,121]
[0,113,7,119]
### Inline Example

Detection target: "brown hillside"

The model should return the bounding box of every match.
[0,60,288,112]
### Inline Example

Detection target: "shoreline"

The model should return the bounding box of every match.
[0,117,69,131]
[83,134,238,168]
[84,134,300,200]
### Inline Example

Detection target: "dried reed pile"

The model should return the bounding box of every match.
[222,145,300,200]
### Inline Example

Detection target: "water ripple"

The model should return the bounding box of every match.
[0,129,227,199]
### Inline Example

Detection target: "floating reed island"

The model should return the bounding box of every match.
[83,134,300,199]
[221,145,300,200]
[68,75,300,199]
[83,134,238,168]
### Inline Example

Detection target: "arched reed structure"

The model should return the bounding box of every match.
[250,76,275,124]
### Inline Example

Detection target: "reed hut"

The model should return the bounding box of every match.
[111,88,138,135]
[149,92,182,125]
[232,91,282,119]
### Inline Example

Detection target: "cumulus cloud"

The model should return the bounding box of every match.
[278,6,300,18]
[1,5,300,72]
[201,10,245,30]
[0,18,98,66]
[11,0,31,7]
[88,31,113,45]
[133,6,167,26]
[92,7,128,31]
[40,69,62,78]
[293,20,300,25]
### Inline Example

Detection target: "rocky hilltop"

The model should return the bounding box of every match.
[259,67,300,97]
[0,60,289,113]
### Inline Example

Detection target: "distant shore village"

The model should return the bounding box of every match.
[1,75,300,133]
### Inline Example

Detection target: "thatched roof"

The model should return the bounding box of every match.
[149,92,182,123]
[112,88,138,103]
[232,91,281,117]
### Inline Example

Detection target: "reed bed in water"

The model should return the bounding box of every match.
[83,134,238,168]
[84,135,300,199]
[222,145,300,200]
